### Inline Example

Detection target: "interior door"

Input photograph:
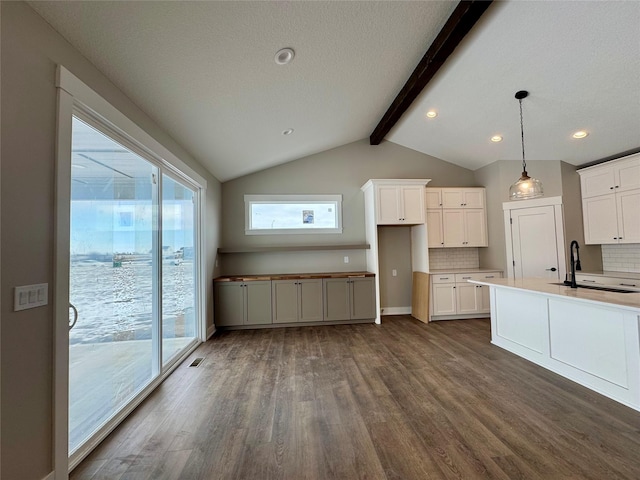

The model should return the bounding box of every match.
[510,205,560,280]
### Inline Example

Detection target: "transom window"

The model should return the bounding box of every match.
[245,194,342,235]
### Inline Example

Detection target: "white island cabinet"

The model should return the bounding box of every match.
[470,278,640,411]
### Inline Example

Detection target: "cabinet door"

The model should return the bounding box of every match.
[580,166,616,198]
[350,277,376,320]
[323,278,350,321]
[214,282,245,326]
[245,281,272,325]
[441,188,464,208]
[462,189,485,208]
[616,189,640,243]
[442,209,465,247]
[477,285,491,313]
[614,157,640,193]
[426,209,444,247]
[456,283,480,314]
[425,188,442,208]
[376,185,401,224]
[432,283,457,315]
[582,195,619,244]
[464,209,488,247]
[400,186,425,223]
[272,280,299,324]
[298,279,324,322]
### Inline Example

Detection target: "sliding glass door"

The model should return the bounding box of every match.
[69,116,199,455]
[162,174,197,364]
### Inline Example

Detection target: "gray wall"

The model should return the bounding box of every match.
[1,3,221,478]
[560,161,602,272]
[220,139,477,275]
[378,226,412,309]
[474,159,601,275]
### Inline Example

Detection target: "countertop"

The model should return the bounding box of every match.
[214,271,375,282]
[579,271,640,281]
[429,268,503,273]
[469,277,640,312]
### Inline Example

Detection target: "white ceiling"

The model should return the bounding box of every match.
[30,1,640,182]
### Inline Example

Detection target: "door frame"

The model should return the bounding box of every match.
[54,66,207,478]
[503,196,567,280]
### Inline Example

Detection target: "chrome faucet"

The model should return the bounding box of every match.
[568,240,582,288]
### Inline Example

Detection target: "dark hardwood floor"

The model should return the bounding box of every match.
[71,317,640,480]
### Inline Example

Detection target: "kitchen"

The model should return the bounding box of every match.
[3,1,640,479]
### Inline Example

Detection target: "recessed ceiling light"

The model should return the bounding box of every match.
[426,110,437,118]
[491,135,503,143]
[572,130,589,139]
[282,128,294,136]
[275,48,295,65]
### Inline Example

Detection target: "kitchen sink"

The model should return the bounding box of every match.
[549,282,637,293]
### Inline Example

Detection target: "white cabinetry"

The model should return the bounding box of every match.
[426,188,488,247]
[430,271,501,320]
[579,153,640,245]
[361,179,431,324]
[375,184,425,225]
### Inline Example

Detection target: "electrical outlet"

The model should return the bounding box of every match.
[343,256,349,263]
[392,269,397,277]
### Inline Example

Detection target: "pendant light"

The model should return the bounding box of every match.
[509,90,543,200]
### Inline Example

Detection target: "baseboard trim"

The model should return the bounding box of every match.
[381,306,411,316]
[42,472,55,480]
[206,324,216,339]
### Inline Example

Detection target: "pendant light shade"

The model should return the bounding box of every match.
[509,90,543,200]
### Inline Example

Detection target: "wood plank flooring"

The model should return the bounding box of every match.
[71,317,640,480]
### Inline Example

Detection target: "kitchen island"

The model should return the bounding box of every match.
[469,278,640,411]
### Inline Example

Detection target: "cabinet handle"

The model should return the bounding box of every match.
[582,279,596,283]
[614,237,618,240]
[615,185,619,188]
[485,275,495,278]
[610,186,614,190]
[620,283,636,287]
[439,277,449,280]
[619,237,623,239]
[462,276,471,279]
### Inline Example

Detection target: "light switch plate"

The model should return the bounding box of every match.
[14,283,48,311]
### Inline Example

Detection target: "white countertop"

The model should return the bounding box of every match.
[579,271,640,281]
[429,268,503,273]
[469,277,640,312]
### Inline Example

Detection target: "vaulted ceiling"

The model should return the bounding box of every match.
[30,1,640,182]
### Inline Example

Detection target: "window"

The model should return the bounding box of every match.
[245,194,342,235]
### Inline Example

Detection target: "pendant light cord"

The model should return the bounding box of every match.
[519,98,526,173]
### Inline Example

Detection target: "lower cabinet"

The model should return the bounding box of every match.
[214,280,272,326]
[323,277,376,321]
[272,279,323,323]
[430,271,501,320]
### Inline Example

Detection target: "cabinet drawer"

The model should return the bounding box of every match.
[454,272,502,283]
[431,274,456,284]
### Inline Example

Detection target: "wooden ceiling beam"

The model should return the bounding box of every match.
[370,0,494,145]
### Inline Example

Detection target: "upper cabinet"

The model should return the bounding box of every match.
[578,154,640,245]
[441,188,485,208]
[580,154,640,198]
[426,187,488,247]
[363,179,430,225]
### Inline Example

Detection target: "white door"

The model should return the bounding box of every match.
[400,186,425,223]
[510,205,561,280]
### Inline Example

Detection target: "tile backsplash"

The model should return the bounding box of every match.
[601,244,640,273]
[429,248,479,269]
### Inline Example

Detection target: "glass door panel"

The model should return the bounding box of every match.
[162,174,197,365]
[69,117,157,454]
